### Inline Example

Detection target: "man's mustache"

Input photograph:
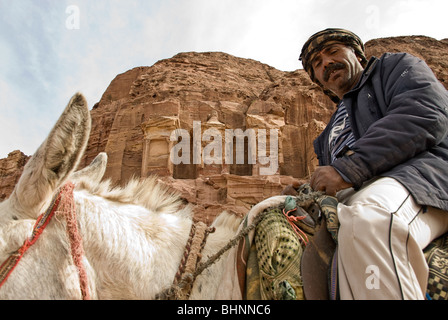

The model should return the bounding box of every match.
[323,63,345,82]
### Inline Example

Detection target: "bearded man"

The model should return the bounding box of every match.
[293,28,448,299]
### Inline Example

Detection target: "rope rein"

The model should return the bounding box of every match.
[56,183,90,300]
[0,183,90,300]
[0,189,62,289]
[169,220,215,300]
[159,190,323,300]
[283,208,310,245]
[157,209,270,300]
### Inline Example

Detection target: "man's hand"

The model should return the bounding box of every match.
[310,166,353,196]
[281,180,301,196]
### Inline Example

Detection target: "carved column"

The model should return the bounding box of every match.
[141,116,179,177]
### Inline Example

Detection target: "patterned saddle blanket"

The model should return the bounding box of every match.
[245,188,448,300]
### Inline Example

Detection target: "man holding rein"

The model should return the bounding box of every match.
[287,28,448,299]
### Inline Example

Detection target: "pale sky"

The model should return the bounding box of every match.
[0,0,447,158]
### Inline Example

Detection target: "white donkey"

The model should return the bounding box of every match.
[0,93,287,300]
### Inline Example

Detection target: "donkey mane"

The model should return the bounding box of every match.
[74,175,185,216]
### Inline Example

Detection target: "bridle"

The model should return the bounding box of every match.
[0,182,90,300]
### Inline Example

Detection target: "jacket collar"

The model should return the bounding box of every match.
[347,56,379,94]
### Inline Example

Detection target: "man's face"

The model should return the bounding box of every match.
[311,43,364,99]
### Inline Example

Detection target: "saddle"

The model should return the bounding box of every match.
[298,186,448,300]
[301,204,337,300]
[244,184,339,300]
[296,186,339,300]
[248,184,448,300]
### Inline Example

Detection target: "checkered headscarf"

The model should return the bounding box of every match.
[299,28,368,102]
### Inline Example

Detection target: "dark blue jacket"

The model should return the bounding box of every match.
[313,53,448,211]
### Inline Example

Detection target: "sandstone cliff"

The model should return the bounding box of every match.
[0,151,30,201]
[80,51,335,222]
[1,36,447,223]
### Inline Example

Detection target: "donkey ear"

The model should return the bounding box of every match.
[71,152,108,185]
[11,93,91,218]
